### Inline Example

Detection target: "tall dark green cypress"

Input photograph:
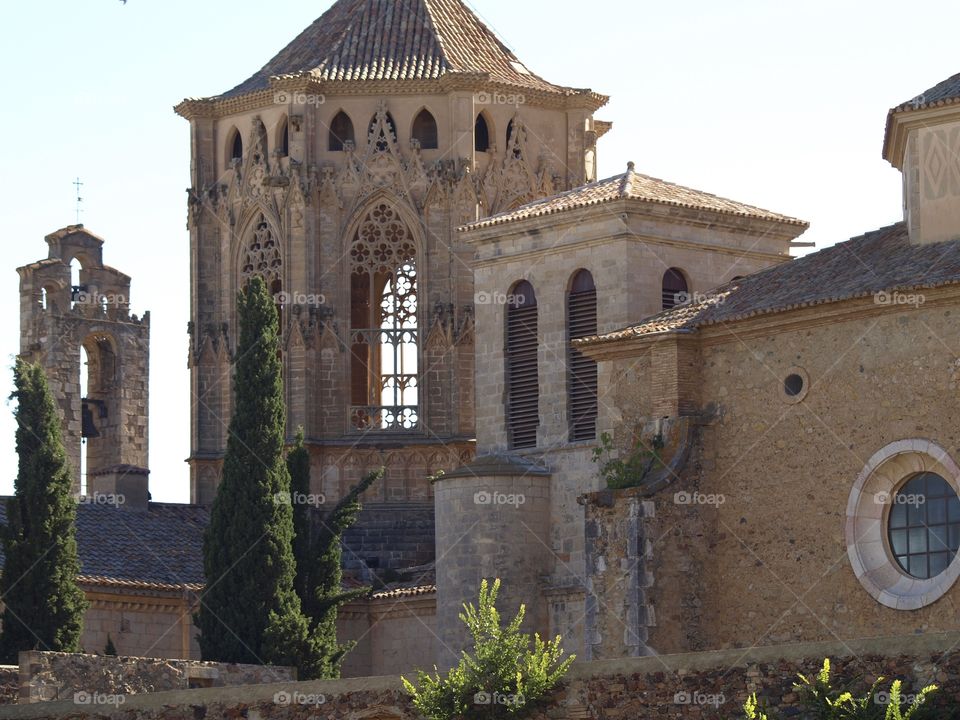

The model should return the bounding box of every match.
[197,277,316,674]
[287,429,381,677]
[0,359,87,662]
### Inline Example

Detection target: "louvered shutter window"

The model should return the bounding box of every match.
[662,268,688,310]
[506,281,539,449]
[568,271,598,442]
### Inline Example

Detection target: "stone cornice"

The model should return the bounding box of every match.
[883,103,960,169]
[469,223,792,271]
[462,197,807,250]
[175,75,608,121]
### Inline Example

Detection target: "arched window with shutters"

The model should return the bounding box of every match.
[227,127,243,167]
[412,109,439,149]
[505,281,539,449]
[661,267,689,310]
[567,270,598,441]
[328,110,355,151]
[277,116,289,157]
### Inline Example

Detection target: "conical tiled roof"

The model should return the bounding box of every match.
[221,0,586,98]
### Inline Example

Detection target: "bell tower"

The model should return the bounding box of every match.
[17,225,150,505]
[175,0,609,505]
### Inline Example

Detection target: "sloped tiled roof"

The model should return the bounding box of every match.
[890,72,960,114]
[0,502,208,589]
[461,162,807,231]
[580,222,960,344]
[222,0,587,99]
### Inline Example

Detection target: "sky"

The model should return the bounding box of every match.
[0,0,956,504]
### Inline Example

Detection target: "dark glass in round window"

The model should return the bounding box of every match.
[784,373,804,397]
[888,472,960,579]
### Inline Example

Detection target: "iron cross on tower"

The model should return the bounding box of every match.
[73,177,83,224]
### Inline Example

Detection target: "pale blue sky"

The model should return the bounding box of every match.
[0,0,955,503]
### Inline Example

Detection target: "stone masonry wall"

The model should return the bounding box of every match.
[6,633,960,718]
[18,651,294,704]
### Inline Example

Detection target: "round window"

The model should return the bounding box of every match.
[888,472,960,579]
[784,374,804,397]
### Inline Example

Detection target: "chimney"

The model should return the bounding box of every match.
[884,73,960,245]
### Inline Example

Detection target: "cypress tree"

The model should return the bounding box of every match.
[287,430,381,677]
[196,277,316,674]
[0,359,87,662]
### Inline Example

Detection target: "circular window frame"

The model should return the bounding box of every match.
[846,439,960,610]
[781,366,809,404]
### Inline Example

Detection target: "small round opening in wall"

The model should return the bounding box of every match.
[784,373,804,397]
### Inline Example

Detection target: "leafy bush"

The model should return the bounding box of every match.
[740,658,938,720]
[402,579,574,719]
[592,430,665,490]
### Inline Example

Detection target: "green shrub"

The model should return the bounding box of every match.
[402,579,574,719]
[739,658,938,720]
[592,430,665,490]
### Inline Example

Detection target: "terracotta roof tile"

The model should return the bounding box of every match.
[581,222,960,345]
[370,584,435,600]
[462,162,807,231]
[222,0,584,98]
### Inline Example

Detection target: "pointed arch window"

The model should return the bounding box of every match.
[506,281,539,449]
[228,128,243,166]
[277,116,289,157]
[506,118,522,159]
[567,270,598,442]
[349,203,419,432]
[329,111,355,151]
[662,268,688,310]
[412,109,439,149]
[240,215,284,324]
[475,113,491,152]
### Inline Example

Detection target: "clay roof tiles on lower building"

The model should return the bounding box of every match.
[461,162,808,231]
[579,222,960,345]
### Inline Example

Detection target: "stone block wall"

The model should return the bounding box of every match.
[17,651,295,704]
[8,633,960,718]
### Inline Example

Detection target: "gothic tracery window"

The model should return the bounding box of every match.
[349,203,419,431]
[240,215,282,293]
